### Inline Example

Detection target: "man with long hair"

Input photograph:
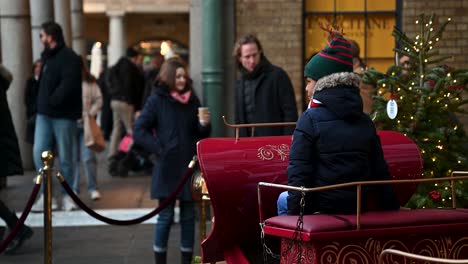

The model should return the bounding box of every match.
[32,21,82,211]
[232,34,298,136]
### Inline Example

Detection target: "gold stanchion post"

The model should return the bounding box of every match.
[200,199,206,242]
[41,151,54,264]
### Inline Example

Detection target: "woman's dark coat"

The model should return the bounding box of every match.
[0,67,23,177]
[24,77,39,144]
[287,72,399,215]
[235,56,298,136]
[133,84,211,200]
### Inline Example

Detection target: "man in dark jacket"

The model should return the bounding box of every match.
[24,60,42,144]
[32,21,82,212]
[141,51,164,106]
[107,47,144,159]
[233,34,298,136]
[277,31,399,216]
[0,63,34,253]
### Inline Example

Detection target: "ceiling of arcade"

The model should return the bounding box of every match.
[83,0,190,51]
[84,0,190,13]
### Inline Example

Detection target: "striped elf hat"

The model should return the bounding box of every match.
[304,30,353,81]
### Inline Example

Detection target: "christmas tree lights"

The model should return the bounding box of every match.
[362,14,468,208]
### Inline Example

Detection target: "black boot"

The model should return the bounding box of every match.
[4,225,34,254]
[154,252,166,264]
[181,251,192,264]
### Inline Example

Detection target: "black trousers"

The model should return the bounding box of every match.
[0,199,18,229]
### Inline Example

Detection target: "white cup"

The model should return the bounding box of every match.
[198,107,209,125]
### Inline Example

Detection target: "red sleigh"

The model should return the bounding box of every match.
[192,120,468,264]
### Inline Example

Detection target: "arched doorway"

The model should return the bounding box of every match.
[132,38,189,70]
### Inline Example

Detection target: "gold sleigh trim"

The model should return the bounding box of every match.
[282,236,468,263]
[257,144,290,161]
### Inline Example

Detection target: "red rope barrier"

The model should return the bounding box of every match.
[0,182,41,253]
[60,165,195,225]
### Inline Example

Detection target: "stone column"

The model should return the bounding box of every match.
[54,0,72,46]
[107,11,126,67]
[0,0,33,169]
[71,0,85,57]
[190,0,203,102]
[30,0,54,61]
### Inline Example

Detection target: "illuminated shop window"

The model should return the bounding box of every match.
[304,0,400,72]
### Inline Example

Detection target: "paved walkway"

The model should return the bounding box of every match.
[0,152,211,263]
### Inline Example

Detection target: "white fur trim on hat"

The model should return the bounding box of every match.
[314,72,361,92]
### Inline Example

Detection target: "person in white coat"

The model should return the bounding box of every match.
[73,58,103,201]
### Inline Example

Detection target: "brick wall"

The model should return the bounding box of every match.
[402,0,468,68]
[235,0,304,111]
[402,0,468,129]
[235,0,468,128]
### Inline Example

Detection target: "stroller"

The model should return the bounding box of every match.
[108,135,153,177]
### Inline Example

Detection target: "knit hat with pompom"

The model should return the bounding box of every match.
[304,26,353,81]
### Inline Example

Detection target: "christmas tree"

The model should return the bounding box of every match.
[362,13,468,208]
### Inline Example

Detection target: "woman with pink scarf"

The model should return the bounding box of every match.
[133,58,211,264]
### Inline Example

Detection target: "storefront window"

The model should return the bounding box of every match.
[304,0,400,72]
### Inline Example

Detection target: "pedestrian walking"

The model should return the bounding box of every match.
[133,58,211,264]
[32,21,82,211]
[72,58,103,200]
[0,63,34,254]
[107,47,144,160]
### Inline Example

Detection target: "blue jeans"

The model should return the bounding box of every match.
[153,199,195,253]
[72,127,98,193]
[277,191,288,216]
[33,114,78,194]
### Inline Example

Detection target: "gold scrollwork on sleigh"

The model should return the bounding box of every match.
[282,236,468,263]
[322,237,468,264]
[257,144,290,161]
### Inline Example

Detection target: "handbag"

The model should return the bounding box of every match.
[84,114,106,152]
[118,134,134,153]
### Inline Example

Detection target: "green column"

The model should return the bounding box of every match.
[202,0,224,136]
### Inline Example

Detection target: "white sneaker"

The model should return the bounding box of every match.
[51,197,58,211]
[174,206,180,223]
[90,190,101,201]
[31,195,58,212]
[62,196,77,211]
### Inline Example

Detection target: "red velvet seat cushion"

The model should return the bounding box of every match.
[265,209,468,234]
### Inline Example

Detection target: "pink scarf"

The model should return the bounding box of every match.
[170,90,192,104]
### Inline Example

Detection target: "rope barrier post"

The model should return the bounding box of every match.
[41,151,54,264]
[200,197,207,241]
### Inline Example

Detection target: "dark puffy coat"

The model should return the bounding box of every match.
[133,84,211,200]
[37,44,82,120]
[97,69,113,140]
[0,67,23,177]
[235,58,298,136]
[107,57,144,110]
[287,72,399,215]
